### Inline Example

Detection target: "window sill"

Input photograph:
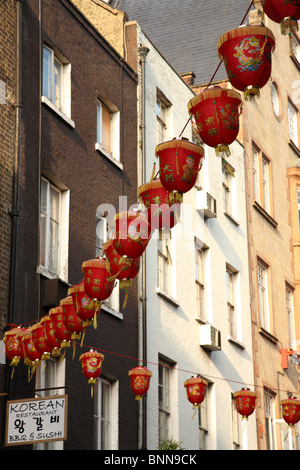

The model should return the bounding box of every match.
[288,139,300,158]
[258,327,278,344]
[36,265,69,285]
[101,301,123,320]
[156,287,179,308]
[227,335,245,350]
[41,96,75,128]
[224,211,240,226]
[95,143,123,170]
[252,201,278,228]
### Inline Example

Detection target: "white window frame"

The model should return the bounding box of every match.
[158,361,171,444]
[94,377,118,450]
[264,390,276,450]
[96,98,121,167]
[198,387,209,450]
[195,244,206,321]
[288,99,299,148]
[42,45,73,127]
[232,393,240,449]
[156,89,172,145]
[39,177,69,282]
[252,143,272,214]
[297,188,300,232]
[157,240,177,304]
[257,259,270,332]
[226,268,237,340]
[286,285,296,350]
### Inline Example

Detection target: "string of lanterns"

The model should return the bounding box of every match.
[3,0,300,431]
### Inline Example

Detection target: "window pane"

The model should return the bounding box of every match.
[49,219,59,273]
[40,213,47,267]
[54,58,62,110]
[288,102,298,146]
[262,156,270,212]
[43,47,52,99]
[50,186,60,222]
[102,103,111,153]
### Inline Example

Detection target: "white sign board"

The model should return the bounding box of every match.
[5,395,68,446]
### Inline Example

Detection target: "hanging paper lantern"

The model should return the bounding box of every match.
[262,0,300,35]
[21,330,42,381]
[184,376,208,409]
[49,306,71,351]
[280,396,300,427]
[217,26,276,100]
[155,138,204,203]
[113,211,152,259]
[79,349,104,397]
[137,179,181,236]
[31,322,52,362]
[188,87,242,158]
[233,388,258,420]
[68,282,100,329]
[60,296,87,356]
[40,315,62,357]
[3,327,25,376]
[82,258,115,305]
[128,366,152,400]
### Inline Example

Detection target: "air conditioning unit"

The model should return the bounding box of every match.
[196,191,217,218]
[199,324,221,351]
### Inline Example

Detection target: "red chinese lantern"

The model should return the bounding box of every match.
[217,25,276,100]
[21,329,42,382]
[3,327,25,376]
[280,396,300,427]
[40,315,62,357]
[79,349,104,397]
[137,179,181,236]
[262,0,300,35]
[60,296,87,356]
[233,388,258,420]
[82,258,115,304]
[128,366,152,400]
[31,321,52,362]
[184,376,208,409]
[155,138,205,203]
[68,282,100,329]
[49,306,71,353]
[188,87,242,158]
[113,211,152,259]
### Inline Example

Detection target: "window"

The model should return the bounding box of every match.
[158,360,171,443]
[257,259,270,331]
[42,45,72,121]
[158,240,172,296]
[297,188,300,231]
[252,143,272,215]
[96,98,120,163]
[156,89,172,145]
[288,99,299,148]
[222,160,236,217]
[94,377,118,450]
[198,386,209,449]
[264,390,276,450]
[226,267,237,339]
[286,285,296,350]
[195,244,206,321]
[271,82,281,118]
[39,177,69,280]
[290,32,300,65]
[232,394,240,450]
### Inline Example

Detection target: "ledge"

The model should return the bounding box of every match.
[101,301,123,320]
[156,287,179,308]
[41,96,75,128]
[224,211,240,226]
[288,139,300,158]
[258,327,278,345]
[227,335,245,350]
[252,201,278,228]
[95,143,123,170]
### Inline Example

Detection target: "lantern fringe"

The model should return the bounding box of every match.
[215,144,230,158]
[93,312,98,329]
[244,85,260,101]
[281,17,298,35]
[150,162,156,182]
[122,290,129,309]
[166,244,172,265]
[188,87,242,112]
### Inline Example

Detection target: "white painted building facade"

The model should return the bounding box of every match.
[133,23,257,450]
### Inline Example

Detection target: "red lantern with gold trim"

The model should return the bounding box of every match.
[68,282,100,328]
[155,138,204,203]
[82,258,115,304]
[262,0,300,35]
[233,388,258,420]
[137,179,181,236]
[217,26,276,100]
[184,376,208,409]
[31,322,52,362]
[113,211,152,259]
[49,306,71,351]
[4,327,25,376]
[188,87,242,158]
[40,315,62,357]
[60,296,87,355]
[79,349,104,397]
[128,366,152,400]
[280,396,300,427]
[21,329,42,382]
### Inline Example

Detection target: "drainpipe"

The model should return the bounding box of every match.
[138,45,149,450]
[8,0,23,328]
